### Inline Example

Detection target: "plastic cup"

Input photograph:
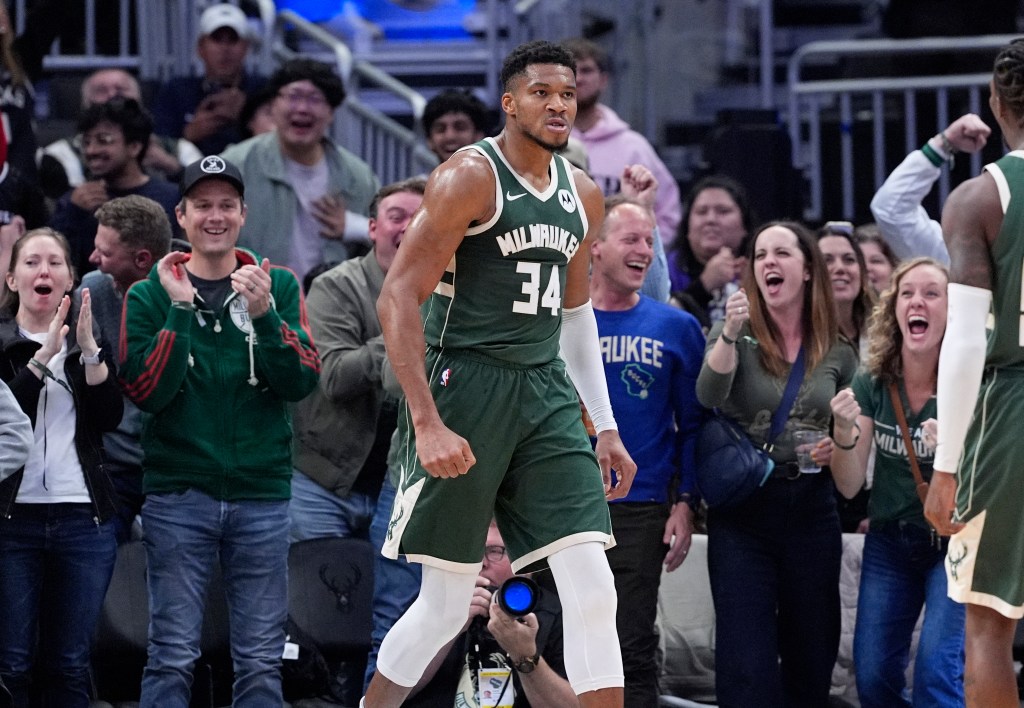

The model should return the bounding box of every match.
[793,429,827,474]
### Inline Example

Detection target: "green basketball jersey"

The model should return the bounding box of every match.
[983,151,1024,371]
[423,137,589,366]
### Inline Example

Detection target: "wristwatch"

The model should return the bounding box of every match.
[81,349,102,366]
[512,652,540,674]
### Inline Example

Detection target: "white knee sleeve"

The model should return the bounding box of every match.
[549,541,624,694]
[375,564,479,687]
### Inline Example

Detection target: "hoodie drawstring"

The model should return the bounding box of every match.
[247,333,258,387]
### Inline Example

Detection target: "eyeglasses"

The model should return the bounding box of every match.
[277,90,328,110]
[74,132,121,149]
[822,220,855,237]
[484,545,507,563]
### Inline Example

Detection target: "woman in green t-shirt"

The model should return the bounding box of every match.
[830,257,965,707]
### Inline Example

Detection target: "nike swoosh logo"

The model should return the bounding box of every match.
[506,191,527,201]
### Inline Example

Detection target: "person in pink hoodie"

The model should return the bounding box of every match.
[563,38,681,246]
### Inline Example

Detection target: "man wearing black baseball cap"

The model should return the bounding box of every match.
[119,155,320,707]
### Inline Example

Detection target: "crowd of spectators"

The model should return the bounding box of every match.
[0,3,1008,706]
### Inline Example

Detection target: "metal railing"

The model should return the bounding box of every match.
[271,8,436,184]
[786,35,1017,221]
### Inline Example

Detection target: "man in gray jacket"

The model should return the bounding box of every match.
[222,58,380,282]
[290,177,425,541]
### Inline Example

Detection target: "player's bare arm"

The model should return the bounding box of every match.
[941,173,999,290]
[377,152,496,478]
[926,173,999,535]
[565,167,638,500]
[563,167,604,309]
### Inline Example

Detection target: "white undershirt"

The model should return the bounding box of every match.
[16,332,89,503]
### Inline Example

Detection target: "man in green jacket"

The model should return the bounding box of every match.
[223,58,380,283]
[119,155,321,708]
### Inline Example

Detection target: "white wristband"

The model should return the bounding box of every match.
[560,300,617,433]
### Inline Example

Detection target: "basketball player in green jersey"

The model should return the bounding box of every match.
[925,38,1024,708]
[363,41,636,708]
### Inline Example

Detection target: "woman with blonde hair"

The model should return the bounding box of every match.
[697,220,858,707]
[830,257,963,707]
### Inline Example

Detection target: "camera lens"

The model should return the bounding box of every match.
[497,576,538,617]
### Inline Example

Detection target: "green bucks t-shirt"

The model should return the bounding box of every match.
[852,371,936,528]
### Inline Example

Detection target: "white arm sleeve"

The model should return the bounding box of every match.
[870,150,949,264]
[934,283,992,472]
[560,300,617,433]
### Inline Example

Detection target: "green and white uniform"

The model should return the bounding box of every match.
[948,151,1024,618]
[383,137,612,573]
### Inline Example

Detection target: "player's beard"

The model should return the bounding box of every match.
[522,125,569,153]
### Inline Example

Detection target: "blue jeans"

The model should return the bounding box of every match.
[0,503,117,708]
[289,469,375,542]
[707,473,842,708]
[139,489,290,708]
[854,520,965,708]
[606,502,670,708]
[363,474,421,690]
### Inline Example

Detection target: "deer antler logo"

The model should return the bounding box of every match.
[948,541,968,581]
[386,504,404,542]
[319,562,362,613]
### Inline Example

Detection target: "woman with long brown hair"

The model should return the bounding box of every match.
[696,220,858,707]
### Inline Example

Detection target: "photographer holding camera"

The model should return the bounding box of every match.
[403,520,575,708]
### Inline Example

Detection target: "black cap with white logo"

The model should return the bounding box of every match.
[180,155,245,198]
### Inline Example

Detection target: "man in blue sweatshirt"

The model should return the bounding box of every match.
[590,189,705,708]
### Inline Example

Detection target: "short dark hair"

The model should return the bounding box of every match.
[77,97,153,161]
[422,89,490,135]
[95,195,172,260]
[993,38,1024,121]
[238,84,276,139]
[369,177,427,220]
[267,58,346,108]
[499,40,576,93]
[562,38,610,73]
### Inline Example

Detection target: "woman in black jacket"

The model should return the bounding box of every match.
[0,227,123,707]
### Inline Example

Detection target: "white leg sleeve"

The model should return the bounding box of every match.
[548,541,624,694]
[935,283,992,473]
[374,564,479,687]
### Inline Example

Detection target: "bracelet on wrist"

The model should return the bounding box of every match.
[171,300,194,311]
[28,358,51,377]
[719,332,737,346]
[834,422,861,450]
[677,492,698,512]
[939,132,957,159]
